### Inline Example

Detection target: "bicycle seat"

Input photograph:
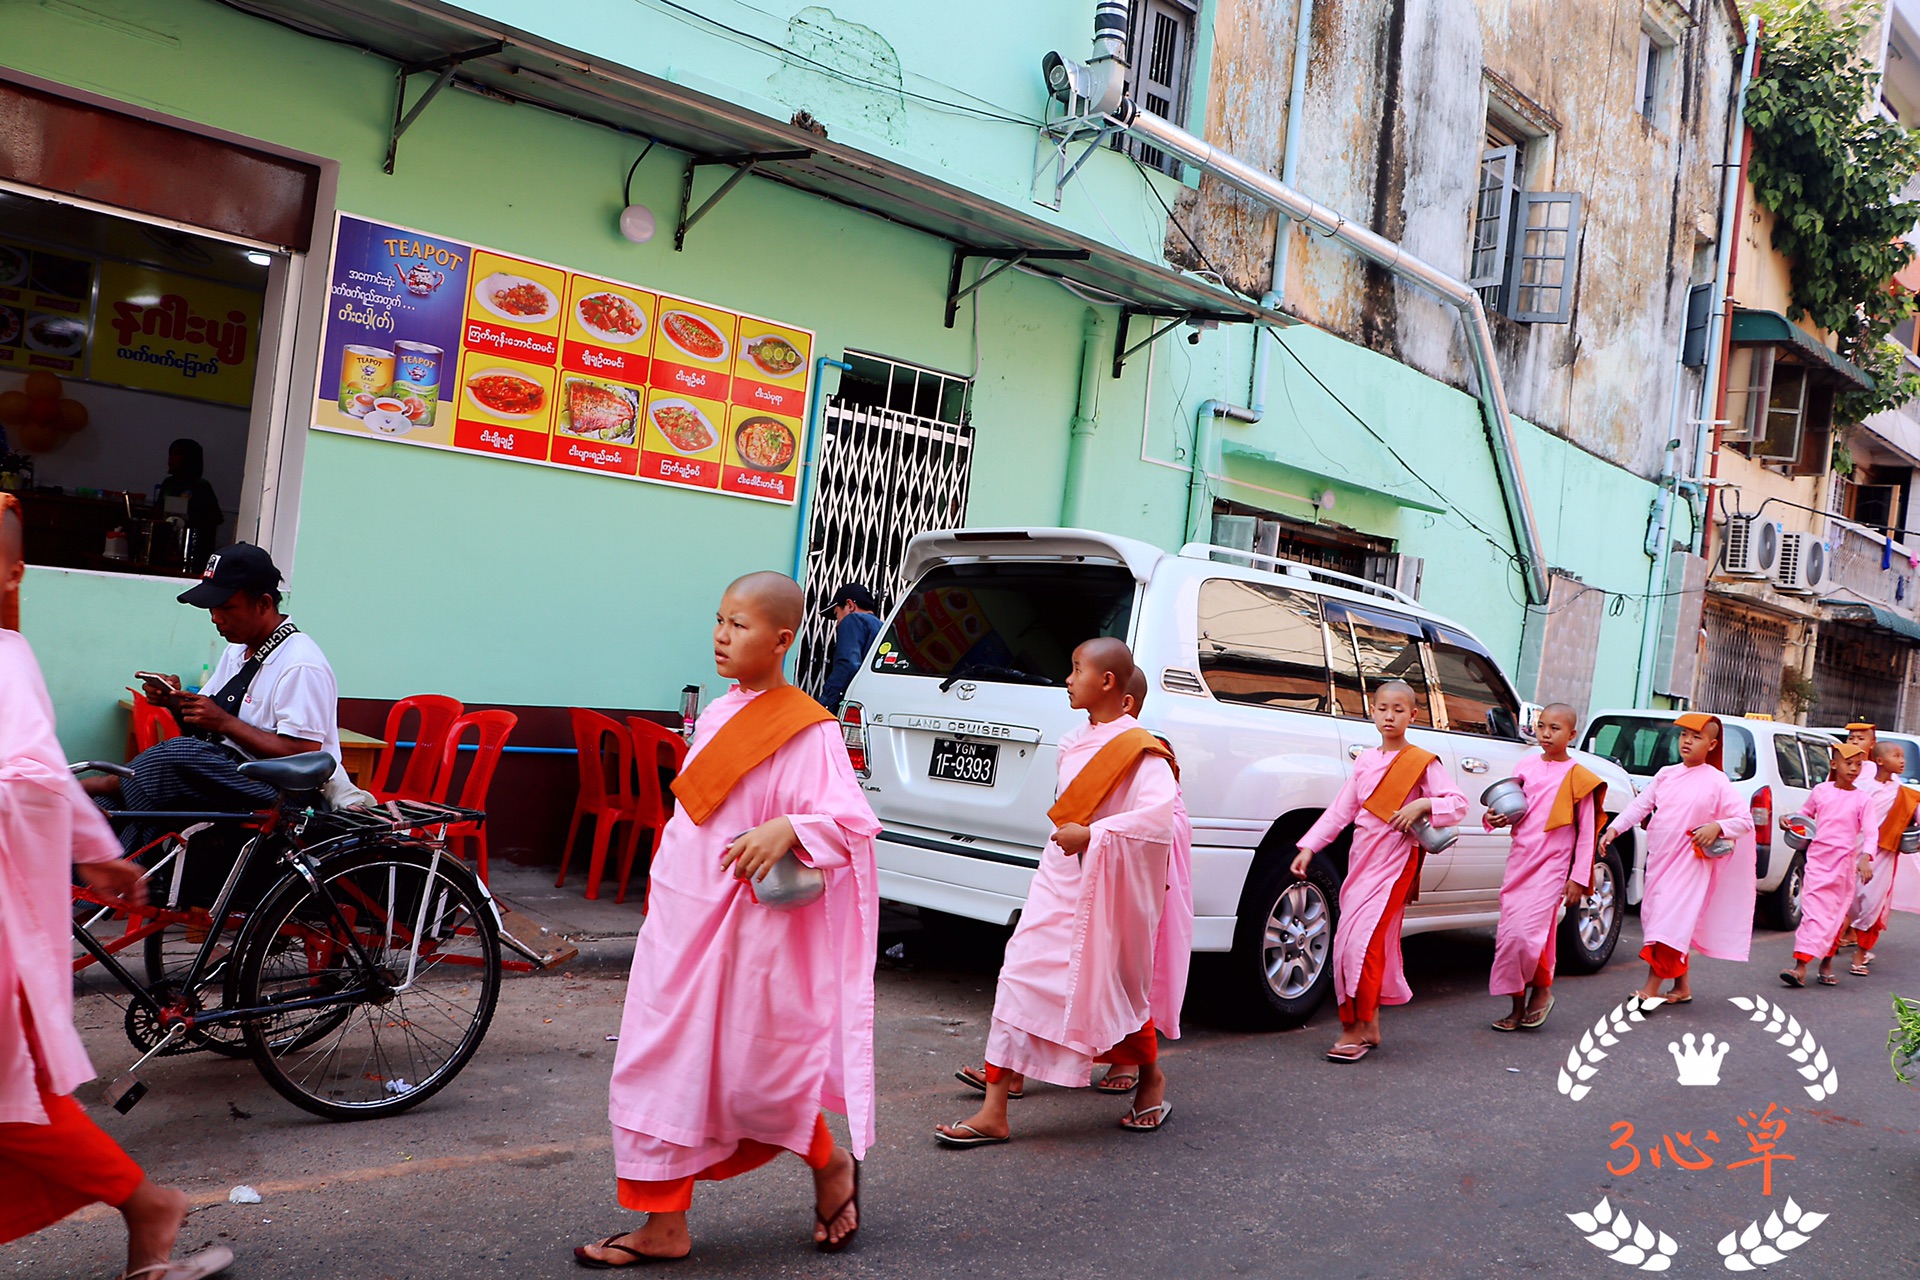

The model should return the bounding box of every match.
[237,752,337,793]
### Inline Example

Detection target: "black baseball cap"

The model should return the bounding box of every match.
[820,583,877,615]
[177,543,283,608]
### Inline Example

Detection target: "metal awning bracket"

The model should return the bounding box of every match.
[385,41,506,175]
[674,150,814,251]
[1112,309,1191,379]
[945,246,1091,327]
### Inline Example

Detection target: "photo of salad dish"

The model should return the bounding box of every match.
[649,400,717,455]
[575,291,648,345]
[744,335,803,379]
[464,368,547,419]
[561,377,639,443]
[0,246,24,288]
[660,310,730,363]
[734,417,797,473]
[474,272,560,324]
[23,314,85,357]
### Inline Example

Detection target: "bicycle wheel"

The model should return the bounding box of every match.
[143,912,251,1059]
[232,843,500,1120]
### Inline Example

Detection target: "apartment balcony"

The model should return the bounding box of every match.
[1824,519,1920,639]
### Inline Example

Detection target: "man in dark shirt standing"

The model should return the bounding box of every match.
[818,584,882,712]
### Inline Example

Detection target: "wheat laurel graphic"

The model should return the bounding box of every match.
[1716,1197,1829,1270]
[1728,996,1840,1101]
[1566,1197,1680,1271]
[1556,1000,1648,1101]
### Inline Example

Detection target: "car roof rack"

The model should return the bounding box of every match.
[1177,542,1419,608]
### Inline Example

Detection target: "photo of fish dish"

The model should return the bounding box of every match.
[660,310,730,363]
[463,368,546,420]
[649,399,717,455]
[474,272,560,324]
[561,377,639,444]
[744,335,803,379]
[23,314,85,358]
[733,416,797,473]
[575,291,648,345]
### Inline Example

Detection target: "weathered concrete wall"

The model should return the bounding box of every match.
[1175,0,1746,483]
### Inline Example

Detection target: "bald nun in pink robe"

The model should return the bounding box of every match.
[1789,752,1872,967]
[1486,752,1601,1001]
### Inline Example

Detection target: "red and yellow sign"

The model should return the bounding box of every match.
[93,261,263,407]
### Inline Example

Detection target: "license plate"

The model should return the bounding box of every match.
[928,737,998,787]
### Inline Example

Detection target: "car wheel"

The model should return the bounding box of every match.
[1760,851,1805,931]
[1226,849,1341,1029]
[1557,842,1625,974]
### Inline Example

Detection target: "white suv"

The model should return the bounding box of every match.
[839,528,1641,1026]
[1581,709,1829,930]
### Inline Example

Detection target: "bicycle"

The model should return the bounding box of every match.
[72,751,509,1121]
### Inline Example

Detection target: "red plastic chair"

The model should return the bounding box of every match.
[129,693,182,756]
[555,709,641,901]
[430,709,517,883]
[368,694,464,802]
[614,717,690,904]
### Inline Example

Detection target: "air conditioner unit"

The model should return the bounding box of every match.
[1723,515,1782,578]
[1776,531,1827,594]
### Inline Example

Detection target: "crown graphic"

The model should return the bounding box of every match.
[1668,1032,1731,1086]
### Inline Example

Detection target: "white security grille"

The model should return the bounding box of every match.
[1695,601,1788,718]
[795,401,975,694]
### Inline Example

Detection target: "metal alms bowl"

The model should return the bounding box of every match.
[1900,823,1920,855]
[1480,778,1528,824]
[749,848,826,909]
[1410,816,1459,855]
[1702,837,1736,860]
[1780,813,1815,854]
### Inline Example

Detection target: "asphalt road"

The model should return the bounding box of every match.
[9,913,1918,1280]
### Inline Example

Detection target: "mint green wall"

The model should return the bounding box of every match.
[10,0,1656,767]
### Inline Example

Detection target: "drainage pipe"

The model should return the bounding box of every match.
[1061,309,1108,524]
[1111,105,1550,605]
[1187,398,1262,541]
[792,354,853,582]
[1268,0,1314,311]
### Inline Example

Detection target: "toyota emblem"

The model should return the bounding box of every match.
[955,681,978,701]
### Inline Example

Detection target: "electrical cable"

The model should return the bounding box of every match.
[623,139,658,206]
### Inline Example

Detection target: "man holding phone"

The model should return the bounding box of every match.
[97,544,343,849]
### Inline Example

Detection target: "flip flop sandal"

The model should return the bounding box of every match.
[934,1122,1010,1148]
[1119,1101,1172,1132]
[953,1067,1023,1099]
[1094,1071,1140,1093]
[120,1248,235,1280]
[1519,995,1556,1030]
[1851,962,1872,977]
[815,1158,860,1254]
[573,1236,684,1269]
[1817,973,1839,986]
[1779,971,1805,988]
[1490,1017,1521,1032]
[1325,1043,1372,1063]
[1662,994,1693,1005]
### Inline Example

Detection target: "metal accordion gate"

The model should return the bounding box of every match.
[1694,600,1789,718]
[795,400,975,695]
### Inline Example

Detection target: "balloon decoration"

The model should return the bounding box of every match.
[0,372,89,454]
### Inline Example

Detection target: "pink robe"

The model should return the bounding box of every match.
[1150,793,1193,1040]
[1853,778,1902,934]
[0,632,124,1124]
[1298,748,1467,1012]
[1792,781,1870,959]
[986,715,1178,1087]
[1605,762,1756,963]
[607,687,880,1177]
[1487,753,1597,997]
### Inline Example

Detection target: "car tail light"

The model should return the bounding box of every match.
[1751,784,1772,849]
[841,702,869,778]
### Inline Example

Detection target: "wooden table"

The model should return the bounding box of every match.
[118,698,385,787]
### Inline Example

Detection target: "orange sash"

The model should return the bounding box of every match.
[669,685,835,827]
[1047,727,1178,827]
[1361,746,1439,823]
[1547,764,1607,830]
[1878,785,1920,852]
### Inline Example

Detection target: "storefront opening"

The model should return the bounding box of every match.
[0,187,275,577]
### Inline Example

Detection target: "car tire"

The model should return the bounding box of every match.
[1557,841,1625,974]
[1760,851,1805,931]
[1225,844,1343,1029]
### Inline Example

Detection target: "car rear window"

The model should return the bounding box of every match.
[870,562,1136,686]
[1582,715,1758,783]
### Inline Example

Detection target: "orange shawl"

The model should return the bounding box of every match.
[669,685,835,826]
[1547,763,1607,830]
[1879,784,1920,853]
[1362,746,1439,822]
[1047,727,1178,827]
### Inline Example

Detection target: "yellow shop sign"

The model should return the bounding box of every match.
[92,261,263,407]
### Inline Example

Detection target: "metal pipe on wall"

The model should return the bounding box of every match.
[1062,308,1108,524]
[1268,0,1314,312]
[791,354,853,582]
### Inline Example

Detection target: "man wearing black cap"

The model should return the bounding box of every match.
[94,543,342,840]
[818,583,882,713]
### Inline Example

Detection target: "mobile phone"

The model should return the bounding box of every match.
[134,672,179,695]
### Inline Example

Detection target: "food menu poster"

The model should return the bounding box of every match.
[0,240,96,375]
[311,213,816,505]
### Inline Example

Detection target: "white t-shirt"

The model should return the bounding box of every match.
[202,626,342,774]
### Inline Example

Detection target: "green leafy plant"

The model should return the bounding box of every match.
[1831,436,1855,476]
[1892,994,1920,1083]
[1780,670,1819,716]
[1746,0,1920,419]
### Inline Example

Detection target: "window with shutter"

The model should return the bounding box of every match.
[1469,145,1518,309]
[1117,0,1196,176]
[1504,191,1582,323]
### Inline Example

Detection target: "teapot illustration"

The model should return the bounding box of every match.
[401,261,445,296]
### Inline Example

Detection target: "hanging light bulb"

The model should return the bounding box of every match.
[618,141,658,244]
